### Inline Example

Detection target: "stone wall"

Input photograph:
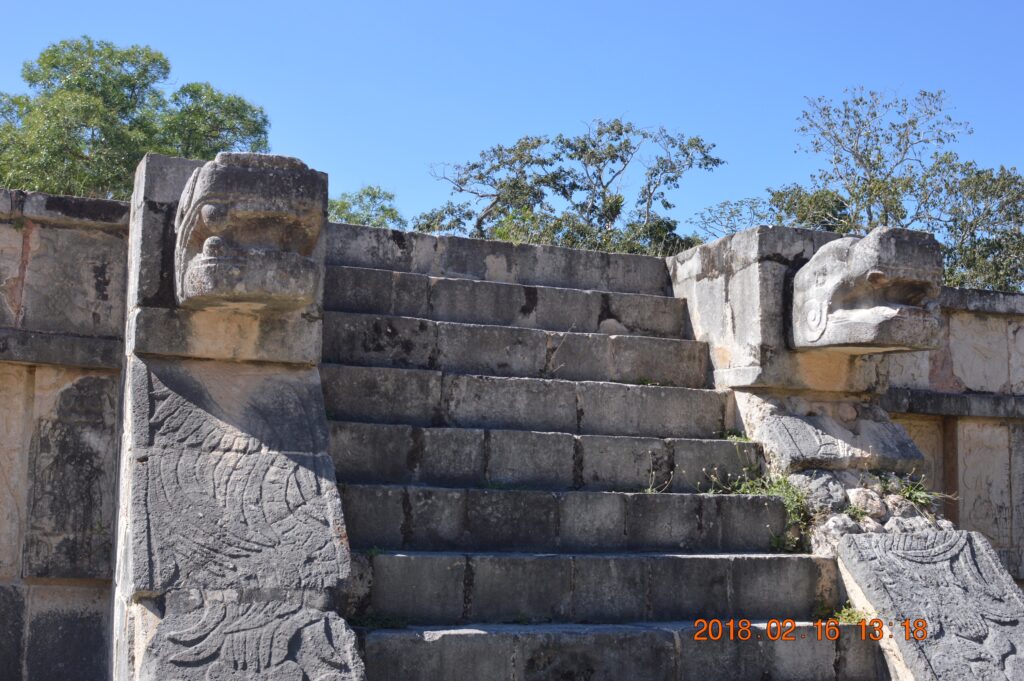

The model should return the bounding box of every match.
[0,190,127,679]
[885,288,1024,577]
[2,181,1023,675]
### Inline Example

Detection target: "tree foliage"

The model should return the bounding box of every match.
[328,185,407,230]
[691,88,1023,291]
[0,36,269,199]
[415,119,720,255]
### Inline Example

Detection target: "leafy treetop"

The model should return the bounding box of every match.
[413,118,722,256]
[690,88,1023,292]
[0,36,269,199]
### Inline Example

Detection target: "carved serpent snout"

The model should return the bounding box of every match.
[174,153,327,311]
[791,227,944,352]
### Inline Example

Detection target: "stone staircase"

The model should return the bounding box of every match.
[322,224,889,680]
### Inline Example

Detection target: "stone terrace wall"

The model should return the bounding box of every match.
[0,189,127,680]
[884,288,1024,577]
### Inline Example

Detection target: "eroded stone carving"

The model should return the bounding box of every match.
[735,392,924,473]
[130,360,346,592]
[792,227,943,352]
[25,374,117,579]
[174,153,326,310]
[116,153,363,681]
[839,531,1024,680]
[142,591,361,681]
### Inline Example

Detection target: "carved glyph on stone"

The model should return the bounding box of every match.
[792,227,943,352]
[839,531,1024,681]
[174,153,326,310]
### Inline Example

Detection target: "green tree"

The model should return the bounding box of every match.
[328,186,407,229]
[0,36,269,199]
[416,118,721,256]
[159,82,269,160]
[692,88,1023,291]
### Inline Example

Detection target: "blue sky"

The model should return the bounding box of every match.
[2,0,1022,235]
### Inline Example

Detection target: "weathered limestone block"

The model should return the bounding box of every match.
[889,414,944,491]
[0,363,32,580]
[1011,321,1024,393]
[19,191,129,230]
[949,312,1011,393]
[811,514,861,556]
[18,223,127,338]
[0,209,127,338]
[25,584,109,681]
[24,370,118,579]
[839,531,1024,681]
[792,227,943,352]
[958,419,1012,548]
[128,154,205,309]
[887,350,931,389]
[1013,424,1024,575]
[787,470,848,514]
[735,391,924,473]
[0,224,22,326]
[847,488,889,521]
[0,584,25,680]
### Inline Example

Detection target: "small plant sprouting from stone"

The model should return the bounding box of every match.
[637,377,663,387]
[877,470,956,516]
[723,429,752,443]
[704,466,810,553]
[545,322,577,377]
[900,477,936,509]
[845,505,869,522]
[365,546,382,558]
[643,468,673,494]
[826,601,871,625]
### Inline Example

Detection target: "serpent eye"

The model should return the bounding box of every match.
[200,203,230,227]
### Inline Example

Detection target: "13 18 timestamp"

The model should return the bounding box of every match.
[693,618,929,642]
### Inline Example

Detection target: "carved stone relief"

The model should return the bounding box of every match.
[141,591,362,681]
[840,531,1024,680]
[174,153,325,311]
[116,152,363,681]
[792,227,943,352]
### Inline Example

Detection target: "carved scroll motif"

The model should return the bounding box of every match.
[143,593,361,681]
[791,227,943,352]
[841,531,1024,680]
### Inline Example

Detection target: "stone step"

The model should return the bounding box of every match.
[323,312,708,387]
[341,551,840,625]
[327,222,672,295]
[340,484,786,553]
[330,422,759,493]
[324,265,688,338]
[321,365,725,438]
[358,622,888,681]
